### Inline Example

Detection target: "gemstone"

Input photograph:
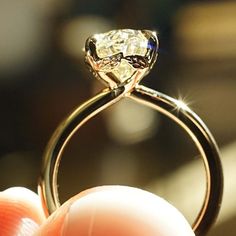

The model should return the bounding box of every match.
[85,29,158,85]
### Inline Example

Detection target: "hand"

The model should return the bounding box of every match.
[0,186,195,236]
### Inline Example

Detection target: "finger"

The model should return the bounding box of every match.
[36,186,195,236]
[0,187,46,236]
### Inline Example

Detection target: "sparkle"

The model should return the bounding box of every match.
[176,100,189,111]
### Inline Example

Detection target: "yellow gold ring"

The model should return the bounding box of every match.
[38,29,223,235]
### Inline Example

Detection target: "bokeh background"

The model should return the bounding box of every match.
[0,0,235,235]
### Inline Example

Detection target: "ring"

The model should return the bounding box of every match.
[38,29,223,235]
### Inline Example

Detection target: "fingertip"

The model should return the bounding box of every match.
[37,186,195,236]
[0,187,46,236]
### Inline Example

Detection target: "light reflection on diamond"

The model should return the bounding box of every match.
[95,29,148,58]
[112,60,136,82]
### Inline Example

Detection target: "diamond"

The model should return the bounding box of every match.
[85,29,158,87]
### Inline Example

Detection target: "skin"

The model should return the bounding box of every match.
[0,186,195,236]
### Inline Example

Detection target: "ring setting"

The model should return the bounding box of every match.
[38,29,223,235]
[85,29,158,88]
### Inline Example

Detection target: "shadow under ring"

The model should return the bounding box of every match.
[38,84,223,236]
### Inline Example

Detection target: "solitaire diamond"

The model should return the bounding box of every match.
[85,29,158,87]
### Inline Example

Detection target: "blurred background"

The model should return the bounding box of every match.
[0,0,235,235]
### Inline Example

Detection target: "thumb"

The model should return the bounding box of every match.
[36,186,195,236]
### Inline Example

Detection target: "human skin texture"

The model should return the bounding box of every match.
[0,186,195,236]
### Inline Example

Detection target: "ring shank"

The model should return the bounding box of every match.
[130,85,223,235]
[38,85,223,236]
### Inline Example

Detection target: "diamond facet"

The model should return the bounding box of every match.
[85,29,158,87]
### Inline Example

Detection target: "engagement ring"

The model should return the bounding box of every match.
[38,29,223,235]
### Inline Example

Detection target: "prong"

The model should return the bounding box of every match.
[85,37,99,61]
